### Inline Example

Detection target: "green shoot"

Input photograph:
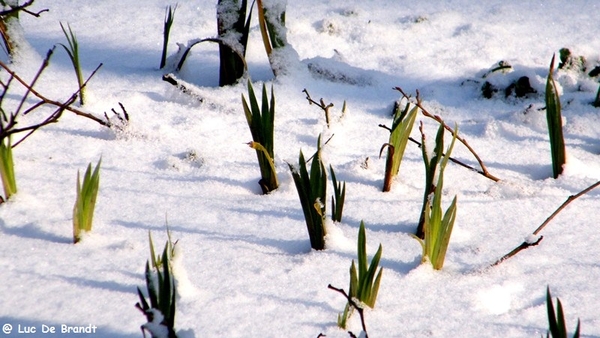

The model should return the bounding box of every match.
[330,165,345,223]
[413,123,458,270]
[0,135,16,200]
[546,287,580,338]
[59,22,85,105]
[136,238,178,338]
[545,54,566,179]
[380,101,418,192]
[288,135,327,250]
[338,221,383,329]
[72,158,101,243]
[160,4,177,69]
[242,80,278,194]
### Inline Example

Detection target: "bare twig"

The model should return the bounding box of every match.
[0,57,107,126]
[303,88,334,127]
[0,0,48,17]
[162,73,204,102]
[305,134,335,163]
[394,87,500,182]
[383,121,496,180]
[491,179,600,266]
[328,284,369,338]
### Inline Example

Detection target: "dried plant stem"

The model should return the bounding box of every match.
[0,58,106,128]
[394,87,500,182]
[379,129,493,181]
[491,179,600,267]
[303,88,333,127]
[328,284,369,338]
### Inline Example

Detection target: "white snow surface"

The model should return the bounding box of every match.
[1,1,600,337]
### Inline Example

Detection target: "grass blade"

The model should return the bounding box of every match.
[0,136,17,200]
[545,54,566,179]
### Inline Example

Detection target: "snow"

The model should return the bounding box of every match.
[1,0,600,337]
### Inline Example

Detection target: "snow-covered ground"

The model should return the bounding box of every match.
[1,1,600,337]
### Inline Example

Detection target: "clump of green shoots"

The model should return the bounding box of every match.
[545,55,566,179]
[242,80,278,194]
[59,22,85,105]
[288,135,327,250]
[72,158,101,243]
[546,287,580,338]
[160,4,177,69]
[0,135,16,201]
[379,100,418,192]
[413,123,458,270]
[136,231,178,338]
[337,221,383,329]
[330,165,345,223]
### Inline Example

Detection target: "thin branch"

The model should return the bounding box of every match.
[0,58,107,126]
[328,284,369,338]
[162,73,204,102]
[0,57,108,127]
[303,88,334,127]
[305,134,335,163]
[379,122,495,181]
[394,87,500,182]
[491,179,600,267]
[0,0,42,17]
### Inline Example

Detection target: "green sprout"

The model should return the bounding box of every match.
[338,221,383,329]
[160,4,177,69]
[72,158,101,243]
[288,135,327,250]
[0,135,16,201]
[242,80,278,194]
[545,54,566,179]
[136,234,178,338]
[379,101,418,192]
[330,165,345,223]
[59,22,85,105]
[546,287,580,338]
[413,123,458,270]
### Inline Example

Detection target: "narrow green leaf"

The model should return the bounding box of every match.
[546,54,566,179]
[357,221,367,280]
[547,287,559,337]
[0,136,17,199]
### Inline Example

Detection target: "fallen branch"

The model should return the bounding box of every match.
[162,73,204,102]
[394,87,500,182]
[328,284,369,338]
[491,179,600,266]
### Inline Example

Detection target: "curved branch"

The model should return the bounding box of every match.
[394,87,500,182]
[176,37,248,74]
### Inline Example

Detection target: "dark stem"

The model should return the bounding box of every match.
[328,284,369,338]
[394,87,500,182]
[0,58,107,126]
[491,179,600,267]
[303,88,334,128]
